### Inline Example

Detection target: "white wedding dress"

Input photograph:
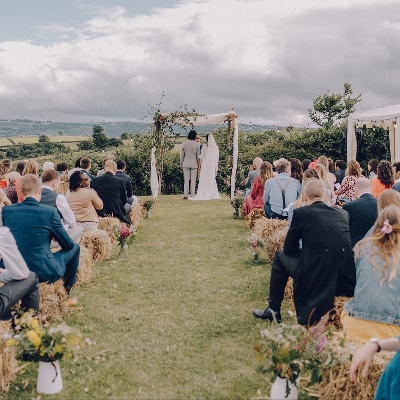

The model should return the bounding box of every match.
[189,134,220,200]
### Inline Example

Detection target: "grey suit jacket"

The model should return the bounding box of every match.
[180,140,200,169]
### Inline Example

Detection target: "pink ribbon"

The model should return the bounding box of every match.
[381,219,393,234]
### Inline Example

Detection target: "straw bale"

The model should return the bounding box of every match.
[264,228,288,262]
[80,230,112,262]
[0,320,17,392]
[253,217,289,243]
[284,277,294,300]
[130,203,144,228]
[39,280,69,323]
[76,245,94,285]
[318,341,392,399]
[247,208,265,229]
[98,217,122,243]
[332,296,352,330]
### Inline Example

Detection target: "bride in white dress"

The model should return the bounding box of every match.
[189,134,220,200]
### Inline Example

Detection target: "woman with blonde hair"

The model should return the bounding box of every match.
[377,189,400,212]
[316,163,335,205]
[341,205,400,343]
[371,160,395,198]
[16,159,39,202]
[0,159,12,189]
[335,160,361,202]
[245,161,273,215]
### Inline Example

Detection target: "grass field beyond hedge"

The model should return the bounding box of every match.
[5,195,279,399]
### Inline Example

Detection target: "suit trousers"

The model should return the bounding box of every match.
[53,243,80,294]
[183,168,197,197]
[0,272,39,320]
[268,250,299,312]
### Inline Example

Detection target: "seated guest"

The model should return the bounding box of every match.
[378,189,400,211]
[342,178,378,247]
[96,157,112,177]
[116,160,134,210]
[342,206,400,343]
[316,164,335,205]
[350,335,400,399]
[67,158,82,178]
[2,174,80,295]
[16,159,39,203]
[4,171,20,204]
[289,158,303,184]
[334,159,346,185]
[57,174,70,196]
[371,160,394,198]
[42,161,54,172]
[40,170,82,245]
[244,157,263,197]
[302,159,311,172]
[0,226,39,320]
[392,162,400,193]
[0,159,12,189]
[80,157,96,181]
[245,161,273,215]
[263,158,301,219]
[15,161,26,176]
[66,171,103,232]
[57,161,69,175]
[335,160,361,202]
[368,159,378,180]
[253,179,355,326]
[92,160,129,223]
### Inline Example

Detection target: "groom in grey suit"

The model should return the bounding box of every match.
[180,130,201,199]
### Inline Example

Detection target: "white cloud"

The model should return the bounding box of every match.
[0,0,398,124]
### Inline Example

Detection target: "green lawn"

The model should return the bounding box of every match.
[5,195,283,399]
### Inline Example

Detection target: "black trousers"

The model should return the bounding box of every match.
[268,250,299,312]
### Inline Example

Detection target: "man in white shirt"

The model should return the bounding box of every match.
[0,227,39,320]
[40,170,82,244]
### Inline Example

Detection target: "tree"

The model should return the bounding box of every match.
[308,83,362,129]
[91,125,109,149]
[92,125,104,134]
[38,134,50,143]
[77,140,94,151]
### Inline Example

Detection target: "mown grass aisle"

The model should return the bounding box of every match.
[6,195,272,399]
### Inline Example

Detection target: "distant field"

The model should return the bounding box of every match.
[9,135,88,145]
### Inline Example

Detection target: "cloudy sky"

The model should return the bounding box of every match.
[0,0,399,125]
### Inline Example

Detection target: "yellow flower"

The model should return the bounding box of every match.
[5,338,18,347]
[26,330,41,348]
[53,344,64,354]
[30,319,39,329]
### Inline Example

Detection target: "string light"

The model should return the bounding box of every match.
[249,122,252,130]
[394,118,398,129]
[307,124,309,133]
[277,125,280,133]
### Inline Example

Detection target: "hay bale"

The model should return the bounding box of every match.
[0,320,17,392]
[247,208,265,229]
[332,296,352,330]
[284,277,294,300]
[130,202,144,229]
[253,217,289,243]
[76,245,94,285]
[318,342,393,399]
[39,280,69,323]
[264,228,288,262]
[80,230,112,262]
[98,217,122,243]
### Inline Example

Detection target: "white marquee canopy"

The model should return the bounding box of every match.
[347,104,400,162]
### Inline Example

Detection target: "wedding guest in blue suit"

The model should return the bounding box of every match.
[2,174,80,295]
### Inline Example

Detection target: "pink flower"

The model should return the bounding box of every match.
[317,336,327,352]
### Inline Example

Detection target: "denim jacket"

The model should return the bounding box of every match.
[344,241,400,325]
